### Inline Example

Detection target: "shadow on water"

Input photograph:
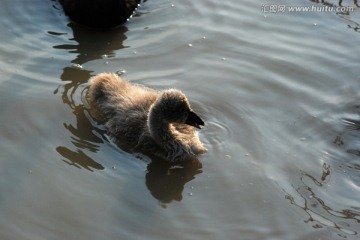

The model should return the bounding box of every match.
[283,167,359,238]
[283,103,360,238]
[333,106,360,179]
[52,22,128,65]
[310,0,358,7]
[53,22,202,204]
[309,0,360,33]
[145,158,202,206]
[310,0,359,9]
[53,22,129,170]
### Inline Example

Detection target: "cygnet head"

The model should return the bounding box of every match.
[151,89,205,129]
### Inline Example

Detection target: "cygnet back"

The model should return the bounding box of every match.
[88,72,206,162]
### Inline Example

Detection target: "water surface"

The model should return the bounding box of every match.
[0,0,360,239]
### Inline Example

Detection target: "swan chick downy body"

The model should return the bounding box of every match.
[88,73,207,162]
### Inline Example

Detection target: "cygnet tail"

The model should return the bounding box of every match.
[87,73,131,122]
[88,73,121,104]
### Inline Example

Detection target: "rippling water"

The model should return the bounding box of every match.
[1,0,360,239]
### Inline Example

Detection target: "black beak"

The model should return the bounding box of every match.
[185,111,205,129]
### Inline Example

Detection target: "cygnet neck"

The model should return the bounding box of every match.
[148,102,174,147]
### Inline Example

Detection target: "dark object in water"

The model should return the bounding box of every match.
[58,0,140,28]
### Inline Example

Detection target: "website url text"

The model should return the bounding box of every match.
[262,5,355,13]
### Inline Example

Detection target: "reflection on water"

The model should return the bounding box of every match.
[310,0,360,33]
[338,0,359,6]
[57,146,104,171]
[146,159,202,206]
[332,103,360,169]
[284,168,359,237]
[347,20,360,32]
[53,22,128,170]
[283,101,360,238]
[52,22,128,65]
[310,0,358,8]
[52,21,202,205]
[2,0,360,238]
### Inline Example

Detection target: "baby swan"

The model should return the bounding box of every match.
[88,73,207,162]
